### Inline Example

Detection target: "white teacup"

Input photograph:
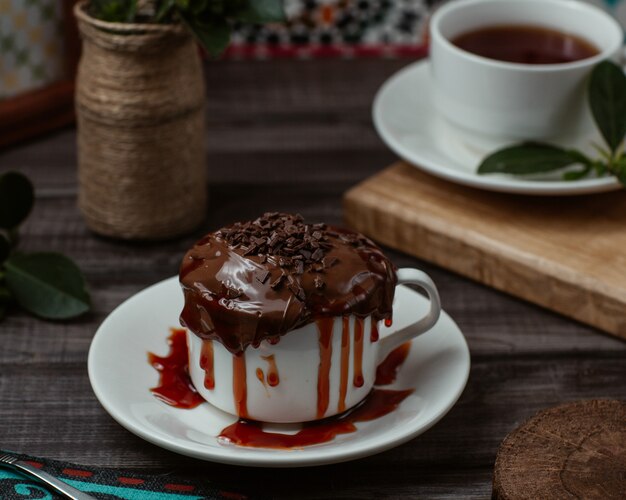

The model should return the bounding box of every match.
[430,0,623,139]
[187,268,441,423]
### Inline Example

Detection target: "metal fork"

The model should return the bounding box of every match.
[0,452,96,500]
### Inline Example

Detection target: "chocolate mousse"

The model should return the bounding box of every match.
[179,213,396,353]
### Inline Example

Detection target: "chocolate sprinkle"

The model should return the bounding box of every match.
[311,248,325,262]
[270,273,286,290]
[255,270,270,284]
[295,260,304,275]
[217,213,332,270]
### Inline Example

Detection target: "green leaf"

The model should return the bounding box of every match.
[156,0,176,21]
[89,0,137,22]
[175,0,190,11]
[191,0,209,15]
[125,0,138,22]
[478,143,582,175]
[563,165,592,181]
[616,170,626,186]
[612,156,626,186]
[5,253,90,320]
[588,60,626,154]
[229,0,286,23]
[0,233,10,262]
[0,171,34,230]
[180,13,231,58]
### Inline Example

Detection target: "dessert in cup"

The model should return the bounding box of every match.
[179,213,441,423]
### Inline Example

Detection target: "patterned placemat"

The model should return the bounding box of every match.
[227,0,435,59]
[0,451,258,500]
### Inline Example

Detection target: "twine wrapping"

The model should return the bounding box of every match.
[74,1,207,240]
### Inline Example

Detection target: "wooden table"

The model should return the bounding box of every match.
[1,59,625,498]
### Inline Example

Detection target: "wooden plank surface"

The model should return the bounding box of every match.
[1,59,625,499]
[345,162,626,340]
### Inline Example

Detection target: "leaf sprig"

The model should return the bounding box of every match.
[88,0,286,57]
[0,172,91,322]
[478,60,626,186]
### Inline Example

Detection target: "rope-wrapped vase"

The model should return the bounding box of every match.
[74,2,206,240]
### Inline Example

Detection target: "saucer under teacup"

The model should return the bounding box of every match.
[88,277,469,466]
[373,60,621,196]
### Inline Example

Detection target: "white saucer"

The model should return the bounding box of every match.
[373,60,621,196]
[88,277,470,467]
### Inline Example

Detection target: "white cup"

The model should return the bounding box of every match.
[430,0,623,139]
[186,268,441,423]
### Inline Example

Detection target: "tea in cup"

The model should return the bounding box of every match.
[429,0,623,139]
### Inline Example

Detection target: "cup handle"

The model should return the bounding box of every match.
[377,268,442,362]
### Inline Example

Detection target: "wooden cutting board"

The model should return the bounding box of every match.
[343,162,626,340]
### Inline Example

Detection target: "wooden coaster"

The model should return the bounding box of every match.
[493,400,626,499]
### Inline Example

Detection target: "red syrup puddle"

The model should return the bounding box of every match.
[219,388,413,449]
[148,328,413,448]
[375,342,411,386]
[148,328,204,409]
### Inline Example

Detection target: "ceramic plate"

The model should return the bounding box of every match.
[88,277,470,467]
[373,60,621,196]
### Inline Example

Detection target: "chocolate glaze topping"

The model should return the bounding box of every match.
[179,213,397,354]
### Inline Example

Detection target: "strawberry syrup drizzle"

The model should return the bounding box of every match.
[315,317,334,419]
[232,352,248,418]
[352,317,364,388]
[261,354,280,387]
[148,325,412,448]
[370,321,379,343]
[148,328,204,409]
[199,339,215,390]
[338,316,351,413]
